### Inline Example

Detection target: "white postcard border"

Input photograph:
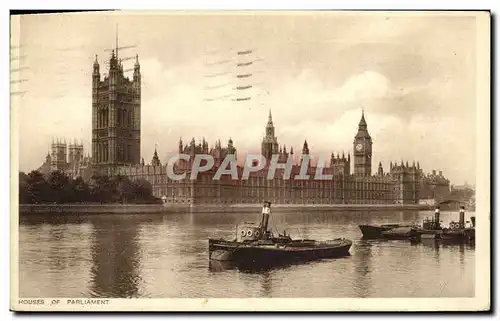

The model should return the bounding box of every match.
[9,10,491,312]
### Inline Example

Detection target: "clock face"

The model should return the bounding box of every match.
[356,143,363,152]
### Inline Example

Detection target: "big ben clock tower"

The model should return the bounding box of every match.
[353,110,372,176]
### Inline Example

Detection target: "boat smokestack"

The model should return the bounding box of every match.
[459,206,465,227]
[262,213,270,232]
[260,202,271,232]
[434,206,440,224]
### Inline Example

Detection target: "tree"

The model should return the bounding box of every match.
[70,176,90,203]
[19,172,30,203]
[19,170,160,204]
[47,171,72,203]
[89,175,113,203]
[25,170,50,204]
[132,179,162,204]
[112,175,135,203]
[133,179,152,203]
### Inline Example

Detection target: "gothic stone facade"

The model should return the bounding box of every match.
[36,48,449,206]
[92,50,141,167]
[95,111,422,205]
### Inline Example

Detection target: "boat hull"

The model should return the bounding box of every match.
[441,228,475,242]
[209,238,352,266]
[359,225,395,239]
[381,227,421,240]
[418,230,442,240]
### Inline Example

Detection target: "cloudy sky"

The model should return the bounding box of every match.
[12,12,479,185]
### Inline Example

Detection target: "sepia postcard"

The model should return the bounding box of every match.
[10,10,490,312]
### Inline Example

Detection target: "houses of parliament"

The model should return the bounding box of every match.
[37,49,451,206]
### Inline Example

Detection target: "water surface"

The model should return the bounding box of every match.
[19,210,475,298]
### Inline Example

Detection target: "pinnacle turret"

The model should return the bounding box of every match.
[355,109,371,139]
[302,140,309,155]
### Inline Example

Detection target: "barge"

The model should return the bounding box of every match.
[359,223,413,239]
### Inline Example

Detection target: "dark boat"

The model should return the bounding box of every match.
[359,223,412,239]
[440,207,475,243]
[208,202,352,266]
[381,226,421,240]
[440,229,475,242]
[417,207,444,240]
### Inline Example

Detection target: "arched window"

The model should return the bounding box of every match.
[103,143,108,162]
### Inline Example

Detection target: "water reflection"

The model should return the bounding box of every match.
[459,243,465,266]
[259,270,272,297]
[88,217,142,298]
[85,215,165,298]
[208,258,315,274]
[352,240,373,298]
[47,226,66,273]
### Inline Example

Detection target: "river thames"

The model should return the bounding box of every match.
[19,210,475,298]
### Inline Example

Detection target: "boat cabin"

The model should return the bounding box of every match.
[237,201,272,242]
[422,206,442,230]
[448,206,471,229]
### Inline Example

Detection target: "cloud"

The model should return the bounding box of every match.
[334,71,392,103]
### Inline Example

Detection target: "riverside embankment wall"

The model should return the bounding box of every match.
[19,203,433,215]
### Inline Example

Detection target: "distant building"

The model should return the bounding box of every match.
[37,138,92,180]
[450,183,475,210]
[419,169,451,203]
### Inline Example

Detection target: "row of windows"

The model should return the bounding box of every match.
[96,108,133,128]
[96,144,108,162]
[97,109,109,128]
[117,108,133,127]
[157,194,410,205]
[137,175,397,189]
[120,174,417,197]
[155,198,401,205]
[95,143,133,163]
[152,186,415,201]
[150,183,399,193]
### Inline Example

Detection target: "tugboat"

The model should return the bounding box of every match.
[417,206,444,240]
[440,206,475,243]
[208,202,352,266]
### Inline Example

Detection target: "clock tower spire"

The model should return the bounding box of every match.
[353,109,373,176]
